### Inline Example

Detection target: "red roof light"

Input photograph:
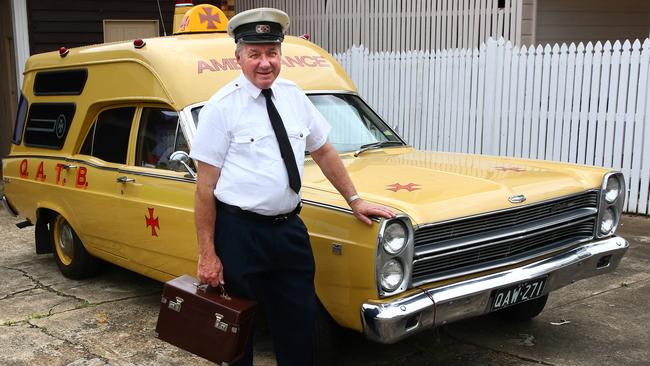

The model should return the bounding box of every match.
[133,39,146,49]
[59,47,69,57]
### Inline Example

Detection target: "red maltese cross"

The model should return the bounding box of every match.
[199,6,221,29]
[495,166,526,172]
[145,207,160,237]
[386,183,421,192]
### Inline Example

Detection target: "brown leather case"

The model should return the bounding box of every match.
[155,275,257,365]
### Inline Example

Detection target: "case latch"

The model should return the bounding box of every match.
[168,296,184,312]
[214,312,229,331]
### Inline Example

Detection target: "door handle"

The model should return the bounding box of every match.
[116,176,136,183]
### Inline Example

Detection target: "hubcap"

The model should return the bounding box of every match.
[55,218,74,265]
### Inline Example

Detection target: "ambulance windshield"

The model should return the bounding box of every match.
[189,93,403,153]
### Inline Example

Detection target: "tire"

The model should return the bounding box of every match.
[495,294,549,322]
[50,215,100,279]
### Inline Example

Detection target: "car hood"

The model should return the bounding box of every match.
[302,147,608,225]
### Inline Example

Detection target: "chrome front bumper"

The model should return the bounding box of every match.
[1,195,19,217]
[361,236,629,344]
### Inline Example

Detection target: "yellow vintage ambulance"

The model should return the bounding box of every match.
[1,4,629,347]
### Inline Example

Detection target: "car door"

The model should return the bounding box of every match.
[111,106,197,278]
[68,106,136,258]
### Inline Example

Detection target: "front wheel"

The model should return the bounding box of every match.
[495,294,548,322]
[51,215,100,279]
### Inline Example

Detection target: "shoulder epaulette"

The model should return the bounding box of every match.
[213,80,241,102]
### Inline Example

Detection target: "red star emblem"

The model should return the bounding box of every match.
[386,183,421,192]
[199,6,221,29]
[145,207,160,237]
[495,166,526,172]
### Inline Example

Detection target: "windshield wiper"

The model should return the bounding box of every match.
[354,141,404,157]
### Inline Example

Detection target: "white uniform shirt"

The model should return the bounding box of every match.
[190,74,331,215]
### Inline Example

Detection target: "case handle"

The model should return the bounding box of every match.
[193,282,231,300]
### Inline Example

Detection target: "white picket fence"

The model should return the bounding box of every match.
[334,38,650,215]
[236,0,525,52]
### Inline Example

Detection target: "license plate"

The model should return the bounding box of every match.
[491,277,547,311]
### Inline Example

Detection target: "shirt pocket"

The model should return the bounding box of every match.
[230,129,258,162]
[287,127,310,159]
[253,131,282,162]
[234,125,282,162]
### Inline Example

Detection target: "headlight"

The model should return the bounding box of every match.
[382,221,407,254]
[605,176,621,203]
[376,216,414,297]
[598,172,625,238]
[380,259,404,292]
[600,207,616,235]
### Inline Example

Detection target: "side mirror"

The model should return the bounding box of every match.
[169,151,197,178]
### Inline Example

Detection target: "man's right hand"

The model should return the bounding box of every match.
[197,252,224,287]
[194,161,223,287]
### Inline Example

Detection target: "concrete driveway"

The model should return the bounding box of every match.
[1,212,648,366]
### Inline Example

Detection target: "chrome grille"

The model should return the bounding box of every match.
[412,191,598,286]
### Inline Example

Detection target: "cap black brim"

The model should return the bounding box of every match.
[237,36,283,44]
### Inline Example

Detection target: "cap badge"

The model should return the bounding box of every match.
[256,24,271,33]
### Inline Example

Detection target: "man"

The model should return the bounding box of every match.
[190,8,395,366]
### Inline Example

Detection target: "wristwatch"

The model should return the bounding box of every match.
[346,194,361,204]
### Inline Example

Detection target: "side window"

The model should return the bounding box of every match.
[23,103,75,149]
[80,107,135,164]
[135,108,188,171]
[33,69,87,96]
[12,93,28,145]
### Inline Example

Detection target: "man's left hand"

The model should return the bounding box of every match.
[350,199,396,225]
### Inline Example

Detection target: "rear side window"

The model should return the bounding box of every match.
[34,69,88,95]
[23,103,76,150]
[12,93,28,145]
[80,107,135,164]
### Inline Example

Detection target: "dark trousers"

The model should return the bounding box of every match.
[214,204,316,366]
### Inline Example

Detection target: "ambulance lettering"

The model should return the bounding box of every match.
[282,56,305,67]
[35,161,47,181]
[19,159,88,189]
[75,167,89,189]
[281,56,329,68]
[210,58,240,71]
[198,58,238,73]
[197,55,330,74]
[19,160,88,188]
[55,164,64,185]
[19,159,29,178]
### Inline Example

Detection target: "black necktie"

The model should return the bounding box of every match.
[261,88,301,194]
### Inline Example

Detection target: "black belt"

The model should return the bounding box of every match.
[217,201,302,224]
